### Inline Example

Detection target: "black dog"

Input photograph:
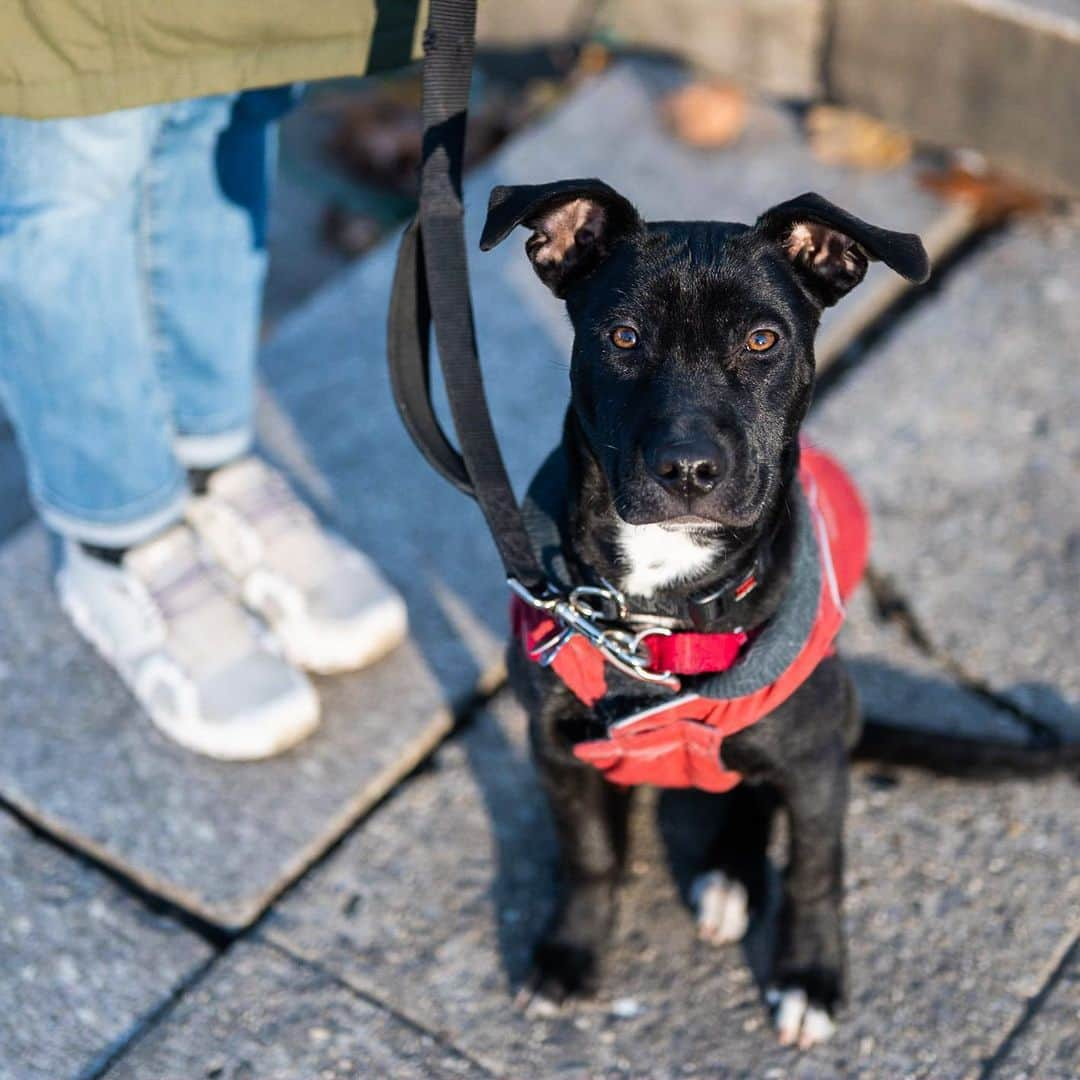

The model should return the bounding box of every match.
[480,179,929,1048]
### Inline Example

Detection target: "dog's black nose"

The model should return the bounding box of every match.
[647,438,725,498]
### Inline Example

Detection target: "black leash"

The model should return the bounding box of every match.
[386,0,546,595]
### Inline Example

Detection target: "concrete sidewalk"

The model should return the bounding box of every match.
[0,61,1076,1079]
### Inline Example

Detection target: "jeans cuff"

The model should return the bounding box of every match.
[37,481,189,548]
[173,425,252,470]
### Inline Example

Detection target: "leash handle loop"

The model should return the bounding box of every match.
[387,0,546,592]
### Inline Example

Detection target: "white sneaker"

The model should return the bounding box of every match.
[56,527,320,761]
[186,457,408,675]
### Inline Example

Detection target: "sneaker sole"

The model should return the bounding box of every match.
[57,572,322,762]
[150,686,321,762]
[264,594,409,676]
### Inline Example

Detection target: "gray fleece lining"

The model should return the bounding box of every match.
[522,447,822,702]
[690,492,819,700]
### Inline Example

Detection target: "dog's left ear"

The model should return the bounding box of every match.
[479,179,641,297]
[756,192,931,307]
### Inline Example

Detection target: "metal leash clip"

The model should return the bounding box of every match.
[509,578,681,691]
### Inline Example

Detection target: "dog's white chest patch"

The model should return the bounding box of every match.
[615,523,716,598]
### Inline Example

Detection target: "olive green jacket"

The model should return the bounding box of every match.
[0,1,428,118]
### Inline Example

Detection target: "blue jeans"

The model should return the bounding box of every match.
[0,91,287,546]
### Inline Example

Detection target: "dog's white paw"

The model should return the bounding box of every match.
[767,987,836,1049]
[690,870,749,946]
[516,987,561,1020]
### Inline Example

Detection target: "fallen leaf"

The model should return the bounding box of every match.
[919,165,1046,225]
[575,42,611,78]
[661,81,747,149]
[806,105,912,171]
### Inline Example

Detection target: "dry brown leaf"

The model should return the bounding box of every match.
[807,105,912,171]
[661,81,747,150]
[575,42,611,78]
[919,166,1046,225]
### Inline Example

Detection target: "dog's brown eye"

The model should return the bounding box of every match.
[611,326,639,349]
[746,329,778,352]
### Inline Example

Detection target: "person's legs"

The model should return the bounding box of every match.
[0,108,188,546]
[0,103,320,759]
[143,92,280,471]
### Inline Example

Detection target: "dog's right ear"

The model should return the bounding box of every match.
[479,179,641,297]
[756,192,930,308]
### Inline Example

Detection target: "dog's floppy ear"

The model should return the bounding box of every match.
[756,192,930,307]
[479,179,641,297]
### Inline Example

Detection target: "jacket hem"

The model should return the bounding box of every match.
[0,33,420,120]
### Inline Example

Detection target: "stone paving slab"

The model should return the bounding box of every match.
[258,59,972,710]
[809,211,1080,736]
[0,811,212,1080]
[0,525,451,930]
[104,941,488,1080]
[989,946,1079,1079]
[266,694,1080,1078]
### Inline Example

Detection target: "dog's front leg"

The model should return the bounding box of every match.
[724,657,855,1048]
[522,697,631,1011]
[769,729,849,1050]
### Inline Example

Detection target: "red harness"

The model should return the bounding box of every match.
[512,446,869,792]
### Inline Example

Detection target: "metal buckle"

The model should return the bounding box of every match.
[509,578,681,691]
[567,581,628,622]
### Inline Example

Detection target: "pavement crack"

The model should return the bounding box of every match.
[78,949,223,1080]
[977,931,1078,1078]
[263,938,500,1077]
[864,564,937,655]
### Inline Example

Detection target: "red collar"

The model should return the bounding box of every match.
[645,625,748,675]
[513,602,749,683]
